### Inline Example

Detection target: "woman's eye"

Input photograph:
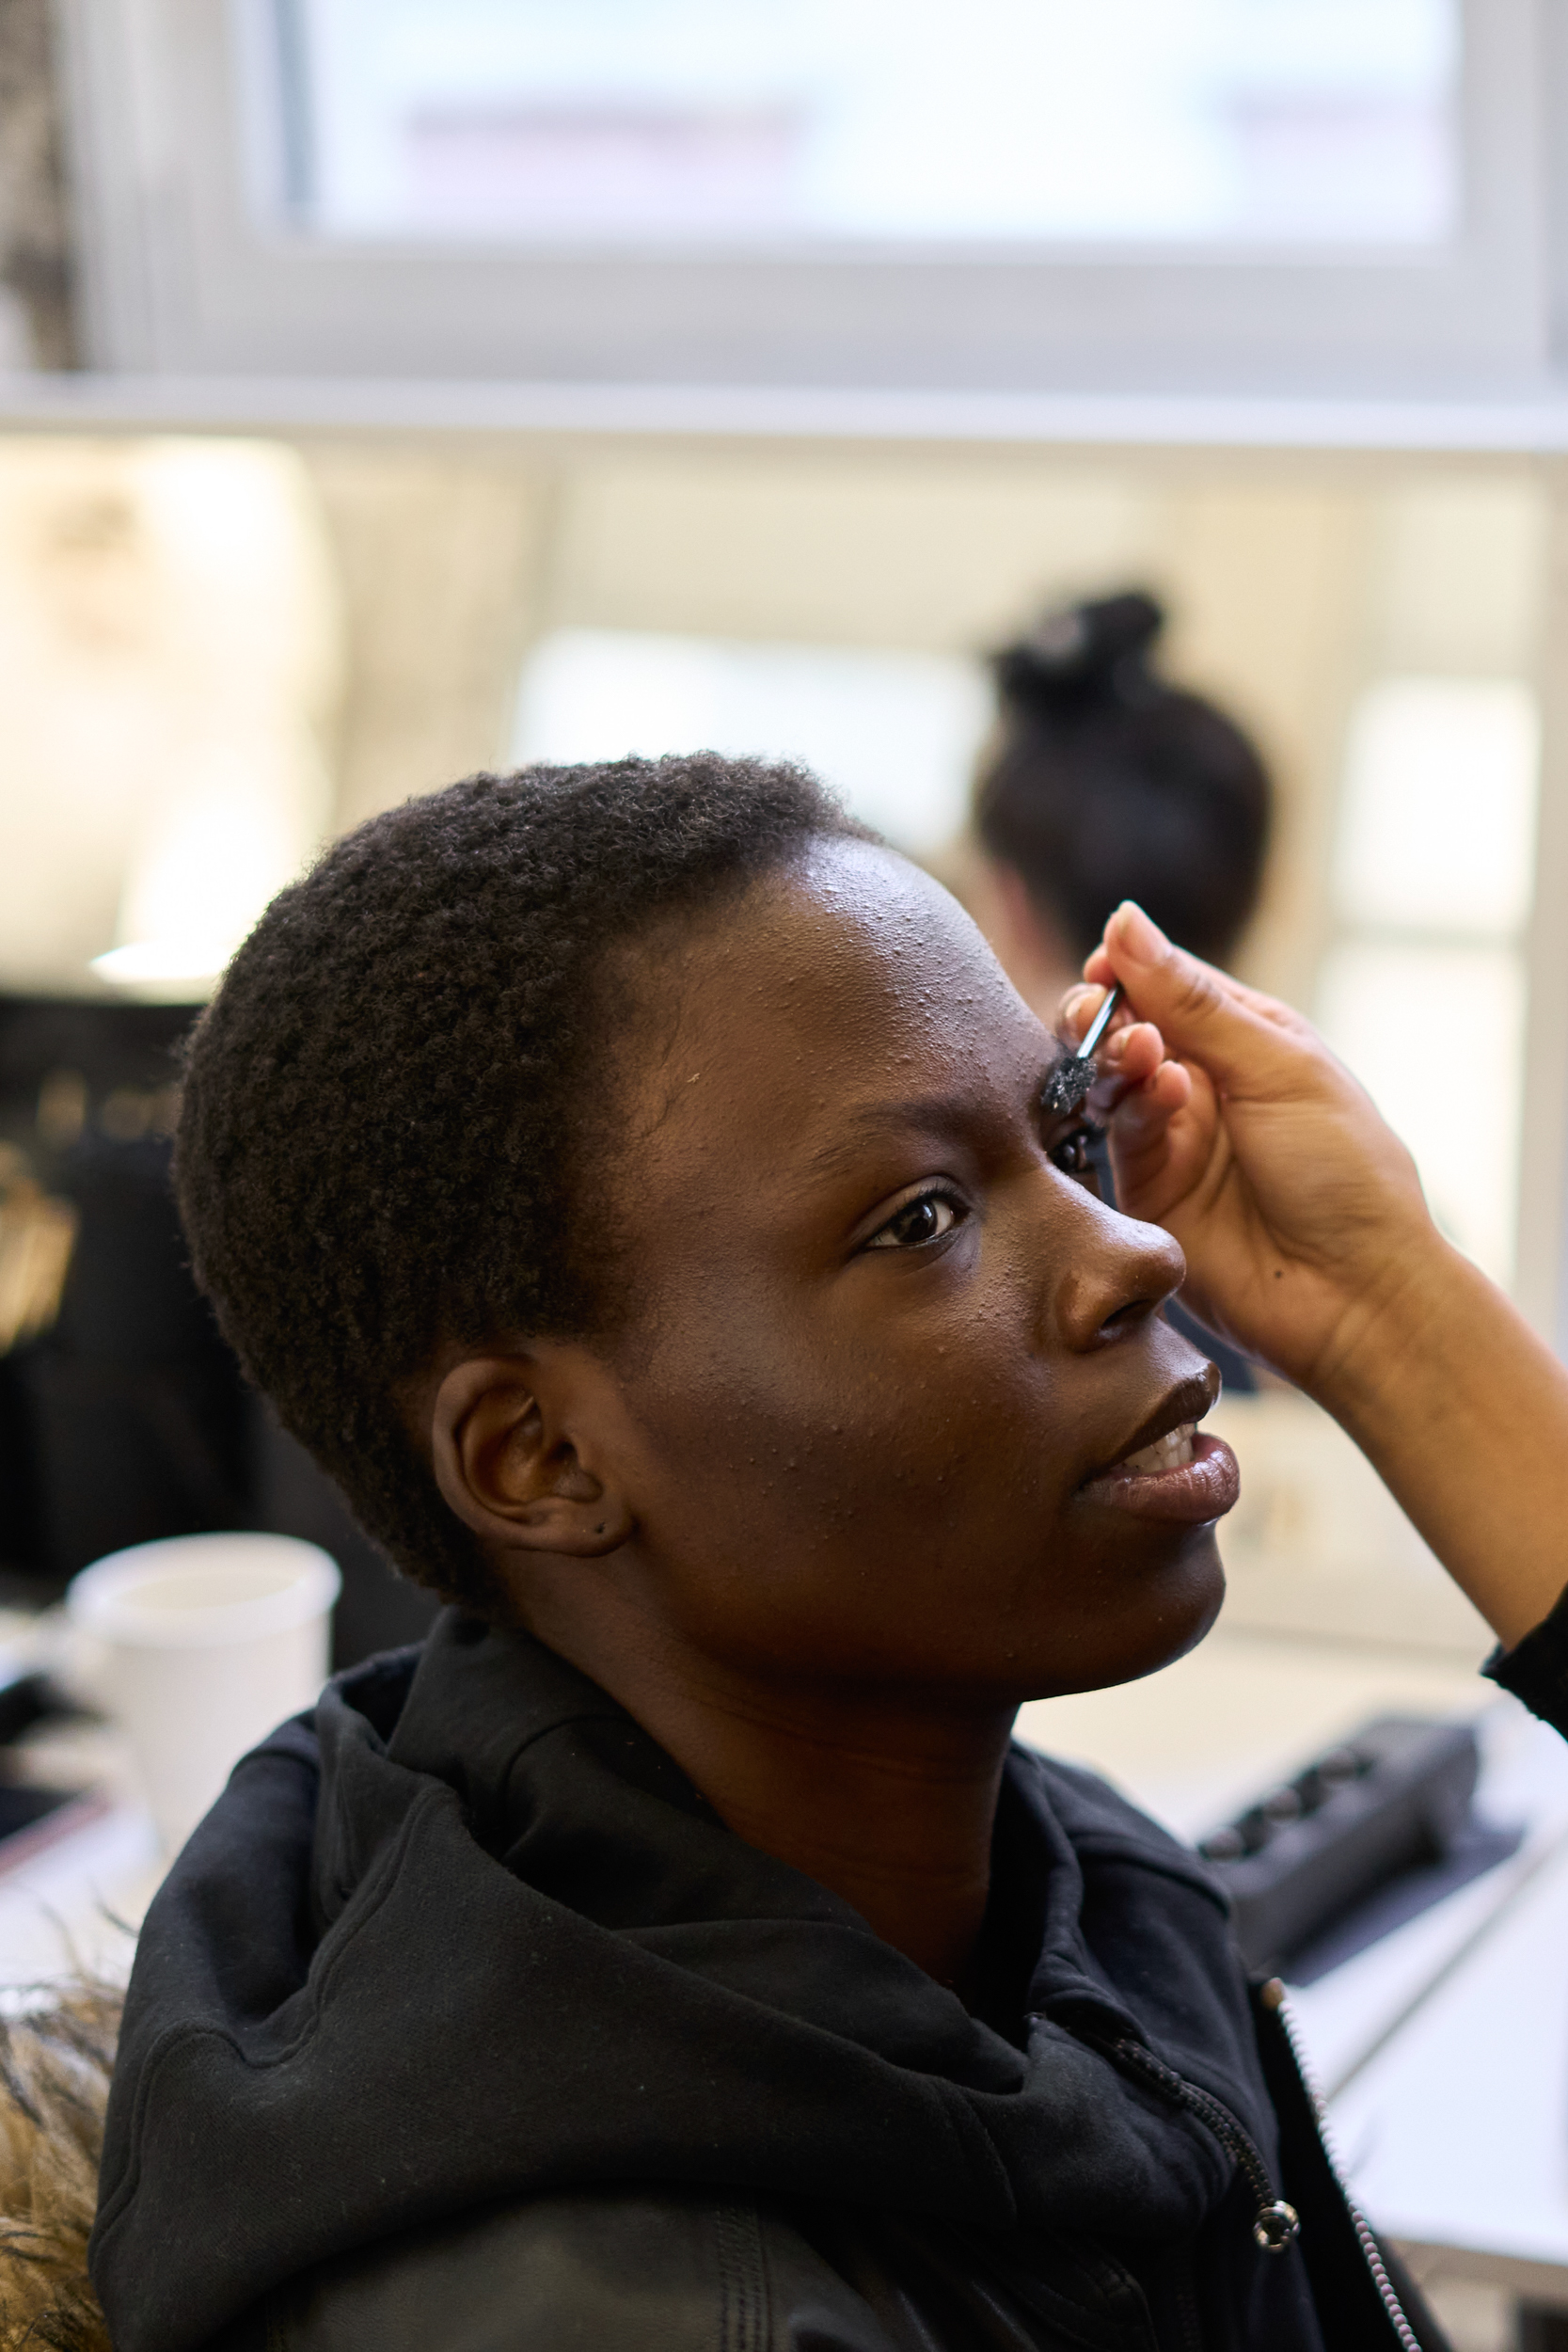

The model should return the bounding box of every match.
[1051,1125,1096,1178]
[865,1191,963,1251]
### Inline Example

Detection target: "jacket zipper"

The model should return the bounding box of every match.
[1099,2034,1302,2255]
[1259,1979,1426,2352]
[1045,2004,1425,2349]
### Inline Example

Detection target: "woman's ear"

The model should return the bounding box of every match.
[429,1355,633,1557]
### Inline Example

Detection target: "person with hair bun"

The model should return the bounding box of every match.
[976,591,1273,1388]
[975,589,1274,1023]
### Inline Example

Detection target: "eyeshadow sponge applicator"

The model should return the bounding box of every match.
[1042,982,1124,1117]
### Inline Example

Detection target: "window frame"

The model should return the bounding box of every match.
[55,0,1559,393]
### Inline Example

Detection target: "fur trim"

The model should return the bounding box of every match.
[0,1982,119,2351]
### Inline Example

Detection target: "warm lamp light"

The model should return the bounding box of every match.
[90,938,233,991]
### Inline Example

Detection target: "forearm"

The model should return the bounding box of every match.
[1305,1232,1568,1647]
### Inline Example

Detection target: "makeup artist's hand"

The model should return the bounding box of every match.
[1064,902,1568,1645]
[1065,902,1427,1391]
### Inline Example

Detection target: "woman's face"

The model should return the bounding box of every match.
[560,837,1236,1710]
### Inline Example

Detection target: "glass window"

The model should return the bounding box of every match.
[1330,678,1537,937]
[1316,675,1538,1290]
[1316,936,1526,1289]
[277,0,1459,248]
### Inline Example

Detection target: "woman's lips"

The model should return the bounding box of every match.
[1077,1426,1240,1524]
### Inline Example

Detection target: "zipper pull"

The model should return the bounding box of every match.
[1253,2201,1301,2252]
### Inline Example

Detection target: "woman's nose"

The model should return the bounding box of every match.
[1048,1191,1186,1353]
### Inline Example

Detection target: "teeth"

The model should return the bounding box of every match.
[1120,1422,1196,1477]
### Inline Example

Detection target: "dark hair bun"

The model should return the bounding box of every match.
[994,591,1165,716]
[975,586,1272,968]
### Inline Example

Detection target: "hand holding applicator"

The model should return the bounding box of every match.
[1042,983,1123,1116]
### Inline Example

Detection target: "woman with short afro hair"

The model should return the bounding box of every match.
[83,754,1568,2352]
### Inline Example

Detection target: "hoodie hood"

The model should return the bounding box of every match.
[91,1613,1273,2352]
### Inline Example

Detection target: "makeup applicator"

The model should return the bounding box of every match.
[1042,983,1123,1116]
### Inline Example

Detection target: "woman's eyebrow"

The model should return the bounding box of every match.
[800,1096,973,1182]
[801,1067,1058,1183]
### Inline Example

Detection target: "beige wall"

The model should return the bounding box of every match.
[301,444,555,835]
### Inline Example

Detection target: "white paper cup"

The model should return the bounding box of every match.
[67,1534,341,1854]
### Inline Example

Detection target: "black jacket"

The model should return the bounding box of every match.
[91,1603,1568,2352]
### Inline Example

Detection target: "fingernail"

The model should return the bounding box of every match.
[1113,900,1164,960]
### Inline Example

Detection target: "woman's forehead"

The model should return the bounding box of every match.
[721,839,1016,1004]
[625,841,1049,1156]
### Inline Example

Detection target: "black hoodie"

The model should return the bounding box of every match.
[89,1610,1492,2352]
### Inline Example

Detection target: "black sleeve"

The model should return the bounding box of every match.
[1483,1580,1568,1737]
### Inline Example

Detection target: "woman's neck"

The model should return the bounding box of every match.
[523,1597,1015,1987]
[672,1694,1011,1987]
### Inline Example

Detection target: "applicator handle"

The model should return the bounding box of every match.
[1076,982,1123,1064]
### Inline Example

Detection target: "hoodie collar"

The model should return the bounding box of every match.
[92,1611,1244,2352]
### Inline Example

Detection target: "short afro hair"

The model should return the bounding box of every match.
[175,755,864,1612]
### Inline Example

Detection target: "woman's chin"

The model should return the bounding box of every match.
[1021,1534,1227,1701]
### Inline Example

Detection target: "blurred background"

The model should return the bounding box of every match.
[1,10,1568,2334]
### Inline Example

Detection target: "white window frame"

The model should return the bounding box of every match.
[54,0,1560,393]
